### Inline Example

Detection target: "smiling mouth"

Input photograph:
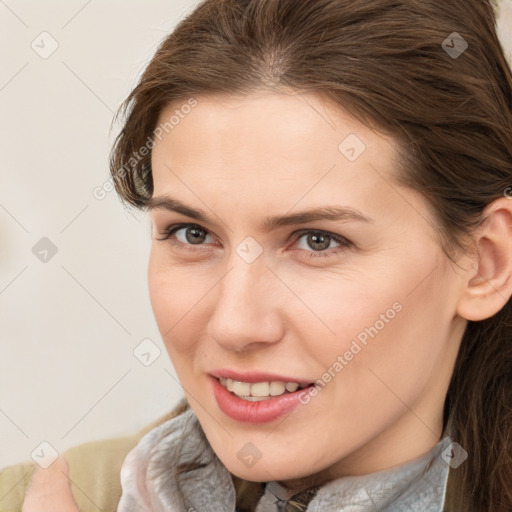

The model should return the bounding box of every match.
[217,377,313,401]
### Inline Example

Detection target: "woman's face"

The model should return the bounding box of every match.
[148,90,467,490]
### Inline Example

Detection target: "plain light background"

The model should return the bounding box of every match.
[1,0,511,469]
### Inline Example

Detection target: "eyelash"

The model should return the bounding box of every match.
[155,223,352,259]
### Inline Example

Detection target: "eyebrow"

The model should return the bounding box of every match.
[146,195,375,231]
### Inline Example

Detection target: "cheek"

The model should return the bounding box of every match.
[292,258,450,402]
[344,277,450,409]
[281,267,403,361]
[148,250,209,354]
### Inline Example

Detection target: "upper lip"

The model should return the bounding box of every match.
[209,369,313,385]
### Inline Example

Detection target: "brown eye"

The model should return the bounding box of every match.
[304,233,331,251]
[183,226,207,244]
[157,223,214,246]
[292,229,352,259]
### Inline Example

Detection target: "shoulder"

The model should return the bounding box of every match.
[0,461,36,511]
[66,397,190,510]
[0,397,190,512]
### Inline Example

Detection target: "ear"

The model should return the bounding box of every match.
[456,197,512,321]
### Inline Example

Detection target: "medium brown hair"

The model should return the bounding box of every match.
[110,1,512,510]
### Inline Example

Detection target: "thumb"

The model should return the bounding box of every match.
[22,456,79,512]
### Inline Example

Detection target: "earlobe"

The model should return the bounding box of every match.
[456,198,512,322]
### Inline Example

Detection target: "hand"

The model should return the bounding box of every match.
[22,456,79,512]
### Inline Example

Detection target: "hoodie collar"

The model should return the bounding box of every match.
[117,407,452,512]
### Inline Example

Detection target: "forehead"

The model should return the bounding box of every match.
[151,90,399,184]
[148,91,438,242]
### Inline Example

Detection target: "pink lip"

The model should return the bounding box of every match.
[209,375,314,424]
[208,369,313,385]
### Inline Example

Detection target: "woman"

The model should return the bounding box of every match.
[2,0,512,510]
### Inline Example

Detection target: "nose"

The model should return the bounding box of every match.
[206,255,285,352]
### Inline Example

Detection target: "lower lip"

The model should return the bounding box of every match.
[209,375,313,424]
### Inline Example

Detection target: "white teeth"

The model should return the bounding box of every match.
[269,382,286,396]
[218,377,308,399]
[251,382,270,397]
[232,380,251,396]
